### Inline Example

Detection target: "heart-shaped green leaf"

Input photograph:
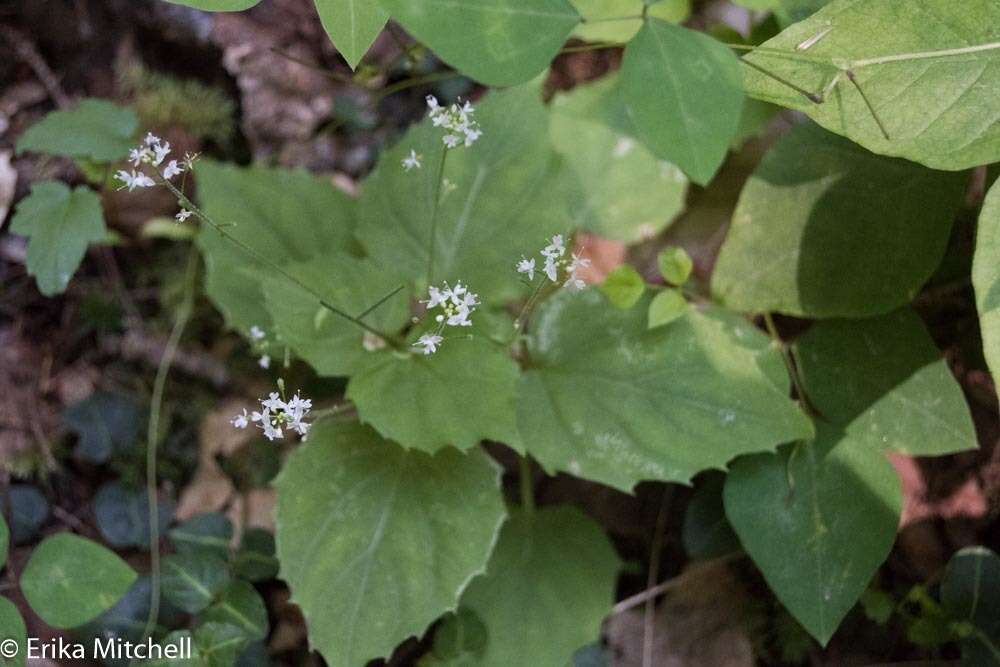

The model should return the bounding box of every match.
[314,0,388,69]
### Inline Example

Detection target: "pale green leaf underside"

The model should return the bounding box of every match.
[194,160,357,334]
[724,425,902,646]
[16,98,137,162]
[21,533,137,629]
[263,254,410,377]
[621,19,745,185]
[549,93,687,243]
[314,0,389,69]
[461,507,619,667]
[347,337,521,453]
[712,122,966,318]
[570,0,689,42]
[358,84,574,301]
[10,181,106,297]
[973,180,1000,383]
[379,0,581,86]
[796,308,977,457]
[274,422,506,667]
[518,290,813,492]
[741,0,1000,170]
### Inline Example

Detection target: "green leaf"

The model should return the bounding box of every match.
[162,0,261,8]
[263,254,409,377]
[461,507,619,667]
[657,247,693,285]
[682,472,740,560]
[162,553,231,614]
[145,630,200,667]
[974,180,1000,384]
[647,289,687,329]
[549,96,687,243]
[274,421,506,667]
[724,425,902,645]
[621,19,744,184]
[0,597,26,667]
[196,623,251,667]
[233,529,279,583]
[358,84,574,302]
[570,0,689,42]
[16,99,137,162]
[796,308,977,456]
[201,581,268,642]
[92,481,174,549]
[347,337,520,453]
[518,289,813,491]
[380,0,581,86]
[194,160,357,333]
[169,513,234,560]
[21,533,138,629]
[63,391,141,463]
[740,0,1000,170]
[10,181,106,296]
[599,265,645,309]
[2,486,49,547]
[942,547,1000,666]
[0,515,7,568]
[430,608,488,662]
[712,122,966,317]
[314,0,388,69]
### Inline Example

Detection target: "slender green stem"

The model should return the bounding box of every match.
[511,277,550,343]
[762,313,817,416]
[518,456,535,517]
[580,14,644,24]
[159,177,399,346]
[374,71,462,102]
[139,248,198,648]
[846,69,891,140]
[268,48,354,84]
[356,284,407,321]
[426,148,449,287]
[850,41,1000,68]
[740,58,824,103]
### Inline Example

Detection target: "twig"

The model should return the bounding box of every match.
[611,553,743,615]
[138,248,199,648]
[0,27,70,108]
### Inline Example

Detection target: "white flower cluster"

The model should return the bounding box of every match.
[426,96,482,149]
[231,390,312,441]
[413,281,480,355]
[116,133,188,192]
[517,235,591,289]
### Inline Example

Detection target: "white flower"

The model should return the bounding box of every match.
[144,132,161,147]
[249,325,266,341]
[413,333,443,355]
[425,285,449,309]
[175,209,192,223]
[236,387,312,441]
[543,255,559,282]
[231,408,249,429]
[516,256,535,281]
[402,149,422,171]
[542,234,565,259]
[129,147,151,166]
[163,160,183,179]
[258,354,271,369]
[426,96,482,148]
[115,170,155,191]
[564,254,591,290]
[152,141,171,166]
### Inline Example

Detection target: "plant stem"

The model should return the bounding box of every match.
[762,313,817,416]
[160,177,399,346]
[356,284,407,321]
[374,71,462,102]
[426,148,449,287]
[511,277,550,343]
[140,247,198,647]
[518,456,535,517]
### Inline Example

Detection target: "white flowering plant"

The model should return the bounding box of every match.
[6,0,997,666]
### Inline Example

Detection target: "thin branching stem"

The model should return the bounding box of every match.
[426,148,449,286]
[139,247,198,650]
[158,177,402,347]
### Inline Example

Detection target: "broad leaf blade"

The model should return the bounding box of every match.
[314,0,388,69]
[194,161,357,333]
[380,0,580,86]
[741,0,1000,170]
[10,181,106,296]
[161,553,231,614]
[518,289,813,492]
[274,421,506,667]
[571,0,689,42]
[16,99,137,162]
[21,533,138,629]
[796,308,977,456]
[621,19,744,185]
[724,426,902,645]
[712,122,966,317]
[461,507,619,667]
[941,547,1000,665]
[973,180,1000,383]
[0,597,26,667]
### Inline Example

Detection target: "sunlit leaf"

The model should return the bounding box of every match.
[16,99,137,162]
